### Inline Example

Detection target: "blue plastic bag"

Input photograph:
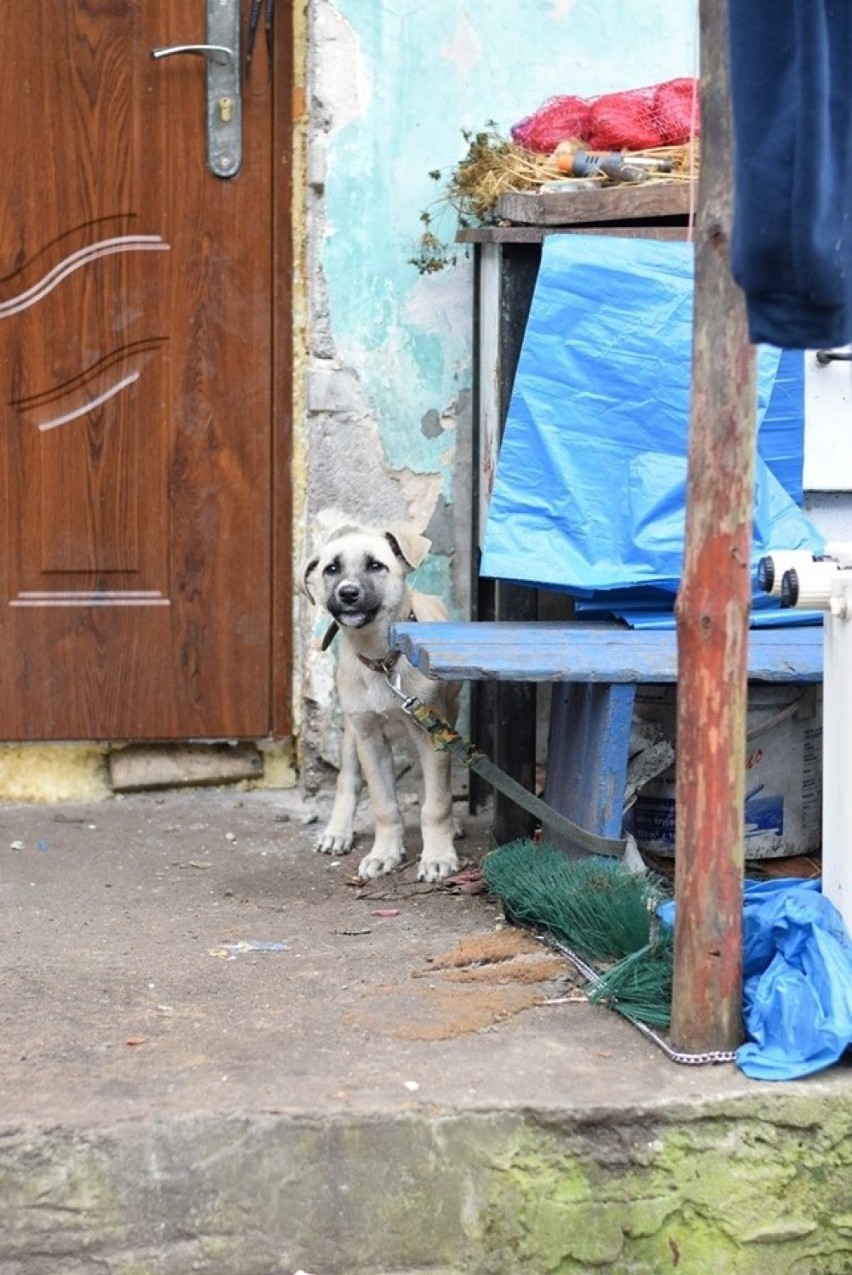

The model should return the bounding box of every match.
[480,234,824,598]
[736,880,852,1080]
[659,880,852,1080]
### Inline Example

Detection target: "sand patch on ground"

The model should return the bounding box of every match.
[349,927,579,1041]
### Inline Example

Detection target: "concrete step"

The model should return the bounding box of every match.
[0,790,849,1274]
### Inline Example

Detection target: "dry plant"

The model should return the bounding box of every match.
[410,124,700,275]
[411,123,558,274]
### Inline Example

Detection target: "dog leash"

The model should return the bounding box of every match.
[384,669,627,860]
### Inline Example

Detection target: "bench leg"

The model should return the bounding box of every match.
[492,581,539,844]
[543,682,636,855]
[493,681,538,844]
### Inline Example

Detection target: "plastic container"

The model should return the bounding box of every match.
[632,684,822,858]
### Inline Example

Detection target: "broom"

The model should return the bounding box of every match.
[482,839,674,1027]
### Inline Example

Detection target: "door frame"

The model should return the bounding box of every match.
[271,0,295,740]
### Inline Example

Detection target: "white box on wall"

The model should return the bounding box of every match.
[803,346,852,539]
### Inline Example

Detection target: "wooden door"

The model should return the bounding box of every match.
[0,1,292,741]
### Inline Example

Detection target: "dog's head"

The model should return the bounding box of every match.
[302,525,431,630]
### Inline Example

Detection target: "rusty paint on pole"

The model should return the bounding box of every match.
[671,0,756,1052]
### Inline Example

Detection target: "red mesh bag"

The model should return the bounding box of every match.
[653,77,700,143]
[511,79,699,155]
[585,78,699,150]
[585,85,667,151]
[510,95,591,153]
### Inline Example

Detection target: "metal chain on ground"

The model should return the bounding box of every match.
[539,933,737,1067]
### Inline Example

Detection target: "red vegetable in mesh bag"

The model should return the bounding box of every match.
[585,78,699,150]
[585,85,666,151]
[511,95,591,153]
[511,78,699,155]
[653,77,700,143]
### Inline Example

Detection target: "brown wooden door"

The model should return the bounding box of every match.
[0,2,291,742]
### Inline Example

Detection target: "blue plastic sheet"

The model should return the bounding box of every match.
[480,235,824,603]
[761,349,807,505]
[659,880,852,1080]
[737,879,852,1080]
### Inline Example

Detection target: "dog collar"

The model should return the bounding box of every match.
[324,608,417,674]
[356,649,403,674]
[321,619,398,672]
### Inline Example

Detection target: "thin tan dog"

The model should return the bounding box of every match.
[302,524,460,882]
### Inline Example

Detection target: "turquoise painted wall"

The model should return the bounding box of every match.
[317,0,698,486]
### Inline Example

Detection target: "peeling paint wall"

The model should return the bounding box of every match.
[298,0,698,770]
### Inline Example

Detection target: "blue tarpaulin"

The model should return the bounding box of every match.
[660,880,852,1080]
[736,879,852,1080]
[480,235,824,615]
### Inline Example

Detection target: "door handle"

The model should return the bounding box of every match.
[150,1,241,179]
[151,45,235,66]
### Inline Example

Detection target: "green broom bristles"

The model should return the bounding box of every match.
[482,839,668,963]
[482,839,674,1028]
[586,935,674,1028]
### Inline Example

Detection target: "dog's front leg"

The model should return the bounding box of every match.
[315,718,362,855]
[352,717,407,879]
[412,729,459,883]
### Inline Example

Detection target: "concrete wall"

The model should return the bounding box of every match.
[297,0,698,769]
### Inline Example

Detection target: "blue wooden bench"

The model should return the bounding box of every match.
[389,621,824,849]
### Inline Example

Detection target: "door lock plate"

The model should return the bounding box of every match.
[206,1,241,178]
[152,1,241,179]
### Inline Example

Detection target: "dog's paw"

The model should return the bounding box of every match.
[315,828,355,856]
[417,846,460,883]
[357,846,406,879]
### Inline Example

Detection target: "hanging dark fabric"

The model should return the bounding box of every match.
[727,1,852,349]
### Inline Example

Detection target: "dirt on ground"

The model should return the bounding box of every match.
[0,785,756,1132]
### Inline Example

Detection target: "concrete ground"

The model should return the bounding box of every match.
[1,785,851,1275]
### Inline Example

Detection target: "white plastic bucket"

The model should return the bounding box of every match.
[632,684,822,859]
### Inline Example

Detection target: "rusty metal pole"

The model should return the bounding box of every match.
[671,0,756,1051]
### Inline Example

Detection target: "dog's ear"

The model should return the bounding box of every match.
[384,527,431,571]
[301,554,320,605]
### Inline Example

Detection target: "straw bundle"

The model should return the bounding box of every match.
[445,128,700,221]
[411,126,699,273]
